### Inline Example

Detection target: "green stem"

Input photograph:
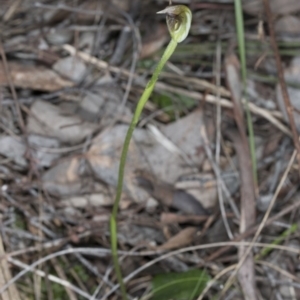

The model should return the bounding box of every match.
[234,0,246,84]
[255,223,297,260]
[110,38,178,300]
[234,0,257,186]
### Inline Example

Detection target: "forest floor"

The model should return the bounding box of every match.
[0,0,300,299]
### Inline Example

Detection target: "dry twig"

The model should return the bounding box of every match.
[206,193,300,261]
[63,44,291,136]
[262,0,300,172]
[0,236,21,300]
[221,149,296,296]
[225,53,256,299]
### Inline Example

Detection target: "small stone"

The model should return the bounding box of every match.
[53,56,86,83]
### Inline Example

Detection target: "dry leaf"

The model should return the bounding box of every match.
[61,193,113,208]
[53,56,87,82]
[0,136,27,167]
[0,235,21,300]
[78,0,129,22]
[28,134,61,167]
[27,100,97,144]
[136,173,209,214]
[243,0,300,16]
[0,62,73,91]
[160,213,208,225]
[285,56,300,85]
[87,109,216,208]
[140,25,169,59]
[157,227,197,250]
[277,57,300,131]
[275,15,300,35]
[276,85,300,132]
[42,157,83,196]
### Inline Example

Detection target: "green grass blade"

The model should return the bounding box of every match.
[151,269,210,300]
[234,0,258,186]
[255,223,298,260]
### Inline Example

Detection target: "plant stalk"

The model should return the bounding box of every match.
[110,38,178,300]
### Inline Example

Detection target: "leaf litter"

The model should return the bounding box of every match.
[0,0,300,299]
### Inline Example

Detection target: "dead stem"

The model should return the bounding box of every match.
[262,0,300,175]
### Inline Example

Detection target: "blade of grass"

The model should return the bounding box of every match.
[234,0,257,186]
[255,223,298,260]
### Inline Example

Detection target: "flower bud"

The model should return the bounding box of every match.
[157,5,192,43]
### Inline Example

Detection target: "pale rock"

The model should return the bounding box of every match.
[46,28,73,46]
[27,100,97,144]
[42,158,84,196]
[61,193,113,208]
[28,134,61,167]
[0,136,27,167]
[53,56,86,82]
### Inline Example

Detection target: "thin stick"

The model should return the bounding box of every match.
[100,239,300,299]
[62,45,291,137]
[8,257,93,299]
[262,0,300,172]
[198,259,300,299]
[197,264,237,300]
[206,194,300,261]
[3,196,299,262]
[200,126,240,220]
[201,125,235,238]
[1,241,299,298]
[0,43,25,131]
[214,27,233,238]
[221,149,296,295]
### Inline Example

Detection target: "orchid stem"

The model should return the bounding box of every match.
[110,38,177,300]
[109,5,192,299]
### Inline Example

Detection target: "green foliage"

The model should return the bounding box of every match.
[14,214,26,230]
[151,269,210,300]
[152,92,196,119]
[33,276,68,300]
[256,223,298,260]
[73,264,89,282]
[50,282,68,300]
[152,93,173,110]
[176,94,196,110]
[139,59,157,70]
